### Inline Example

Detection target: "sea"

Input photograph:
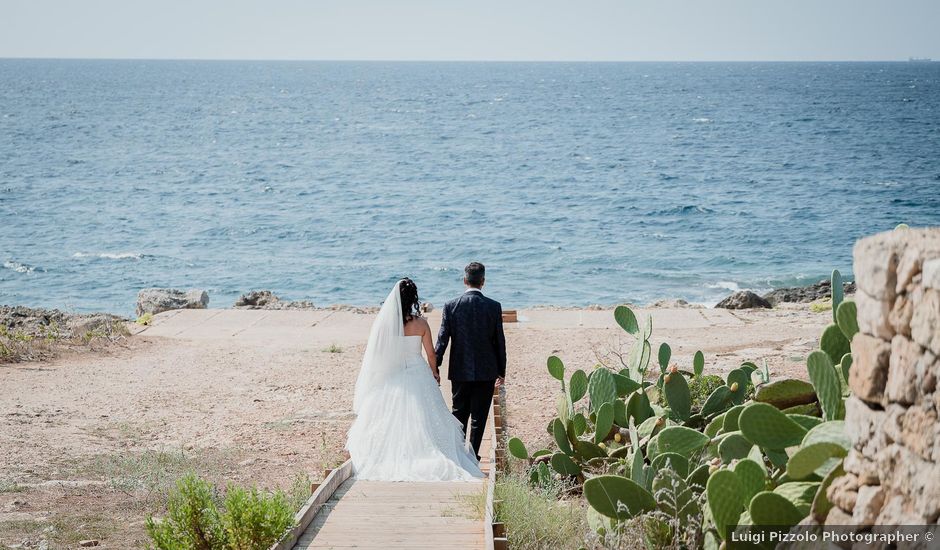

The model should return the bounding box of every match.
[1,60,939,316]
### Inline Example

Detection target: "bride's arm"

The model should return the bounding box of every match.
[421,319,441,384]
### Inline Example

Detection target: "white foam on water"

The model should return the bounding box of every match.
[2,260,34,273]
[72,252,143,260]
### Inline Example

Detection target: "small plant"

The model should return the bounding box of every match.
[492,473,588,550]
[136,312,154,325]
[146,473,296,550]
[323,343,343,353]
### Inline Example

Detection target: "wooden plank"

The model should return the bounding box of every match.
[272,459,353,550]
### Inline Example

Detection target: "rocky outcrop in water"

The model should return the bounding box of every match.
[715,290,772,309]
[762,278,857,306]
[136,288,209,317]
[233,290,315,310]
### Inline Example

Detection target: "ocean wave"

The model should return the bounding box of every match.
[72,252,146,260]
[692,117,712,123]
[706,281,741,292]
[2,260,39,273]
[652,205,714,215]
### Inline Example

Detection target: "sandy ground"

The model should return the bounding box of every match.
[0,304,829,549]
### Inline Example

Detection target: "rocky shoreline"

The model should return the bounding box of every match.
[716,278,857,310]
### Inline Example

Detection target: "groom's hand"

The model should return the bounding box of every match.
[495,376,504,388]
[433,369,441,385]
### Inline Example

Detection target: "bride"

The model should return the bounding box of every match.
[346,278,483,481]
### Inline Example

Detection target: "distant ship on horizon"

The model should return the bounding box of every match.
[908,57,933,63]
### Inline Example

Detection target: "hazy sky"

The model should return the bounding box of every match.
[2,0,939,61]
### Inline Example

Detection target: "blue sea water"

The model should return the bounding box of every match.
[1,60,939,316]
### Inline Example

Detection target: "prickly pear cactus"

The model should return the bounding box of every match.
[738,403,808,449]
[663,371,692,421]
[655,426,710,457]
[753,379,817,409]
[594,401,615,444]
[588,368,617,412]
[706,470,745,540]
[748,491,804,527]
[584,475,656,520]
[806,350,845,421]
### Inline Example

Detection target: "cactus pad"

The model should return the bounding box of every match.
[547,355,565,381]
[831,269,844,322]
[749,491,804,527]
[701,386,733,418]
[722,405,745,432]
[550,451,581,476]
[658,342,671,373]
[584,475,656,520]
[773,482,820,516]
[693,351,705,377]
[706,470,745,540]
[569,369,588,402]
[836,299,858,340]
[552,418,573,454]
[820,324,850,366]
[732,459,766,503]
[507,437,528,460]
[726,369,750,405]
[807,350,845,421]
[718,432,753,463]
[588,368,618,412]
[738,403,808,449]
[753,379,818,409]
[614,305,639,334]
[787,442,847,480]
[663,372,692,421]
[654,425,710,458]
[649,452,690,478]
[594,402,615,444]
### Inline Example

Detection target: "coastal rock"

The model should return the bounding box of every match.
[136,288,209,317]
[0,305,124,338]
[715,290,771,309]
[420,302,434,313]
[233,290,315,310]
[761,278,857,306]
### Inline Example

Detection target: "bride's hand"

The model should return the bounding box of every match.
[433,369,441,385]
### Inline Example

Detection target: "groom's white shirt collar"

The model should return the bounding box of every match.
[465,288,483,294]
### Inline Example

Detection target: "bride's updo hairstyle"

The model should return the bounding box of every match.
[399,278,421,322]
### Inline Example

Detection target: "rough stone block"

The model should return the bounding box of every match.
[876,444,940,521]
[911,288,940,356]
[888,293,914,338]
[923,258,940,291]
[845,396,887,453]
[852,485,885,526]
[885,335,922,405]
[855,289,895,341]
[843,450,880,485]
[875,495,927,525]
[828,473,860,513]
[896,248,923,294]
[849,334,891,403]
[899,405,939,462]
[853,234,899,301]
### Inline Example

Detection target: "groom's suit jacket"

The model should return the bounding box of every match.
[435,289,507,382]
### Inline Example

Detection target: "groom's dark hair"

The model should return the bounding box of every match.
[464,262,485,288]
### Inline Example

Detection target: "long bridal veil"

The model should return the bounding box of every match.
[352,280,406,413]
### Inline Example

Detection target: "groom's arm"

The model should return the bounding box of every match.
[495,303,507,379]
[435,302,451,368]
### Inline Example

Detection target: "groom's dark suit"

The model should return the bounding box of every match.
[435,289,507,458]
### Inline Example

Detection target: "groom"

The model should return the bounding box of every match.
[435,262,507,460]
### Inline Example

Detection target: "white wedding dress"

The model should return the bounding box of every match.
[346,282,483,482]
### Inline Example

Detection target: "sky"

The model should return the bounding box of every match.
[2,0,939,62]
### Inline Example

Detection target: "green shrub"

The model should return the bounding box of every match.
[146,473,296,550]
[495,473,587,550]
[688,374,724,410]
[146,474,225,550]
[222,486,295,550]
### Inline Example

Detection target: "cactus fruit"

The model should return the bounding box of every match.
[615,305,639,335]
[836,299,858,340]
[594,402,615,444]
[658,342,671,373]
[614,432,622,443]
[726,369,749,405]
[738,403,808,449]
[706,470,745,540]
[748,491,804,527]
[655,416,666,428]
[508,437,529,460]
[693,350,705,377]
[787,442,847,480]
[569,369,588,402]
[550,451,582,476]
[656,425,710,457]
[663,371,692,421]
[664,373,672,384]
[732,459,766,503]
[547,355,565,381]
[588,368,618,412]
[584,475,656,520]
[753,379,817,409]
[807,350,845,421]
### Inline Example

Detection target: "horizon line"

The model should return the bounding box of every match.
[0,56,934,64]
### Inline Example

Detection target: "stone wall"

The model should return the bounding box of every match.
[827,228,940,526]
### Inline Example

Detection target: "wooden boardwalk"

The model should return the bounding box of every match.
[283,401,497,550]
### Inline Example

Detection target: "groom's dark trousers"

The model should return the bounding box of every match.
[435,289,507,459]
